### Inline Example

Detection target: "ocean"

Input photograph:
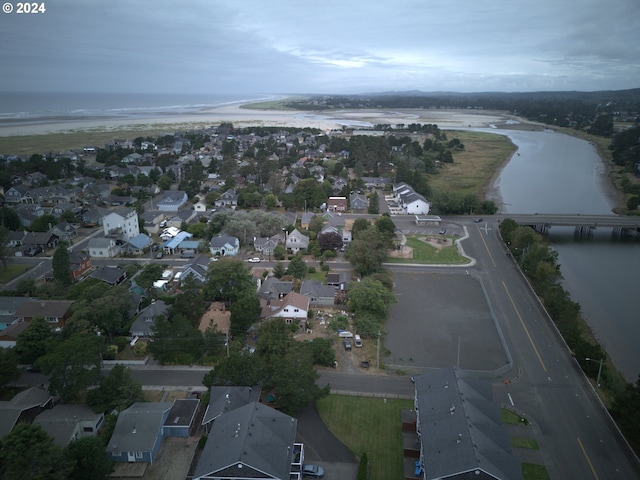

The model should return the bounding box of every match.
[0,92,276,128]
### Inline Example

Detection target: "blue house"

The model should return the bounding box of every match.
[209,235,240,257]
[106,402,172,464]
[106,399,199,464]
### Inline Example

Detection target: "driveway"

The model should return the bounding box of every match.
[296,401,358,479]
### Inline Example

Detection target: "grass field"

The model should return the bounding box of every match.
[429,130,517,197]
[386,235,470,265]
[316,395,413,480]
[0,264,31,284]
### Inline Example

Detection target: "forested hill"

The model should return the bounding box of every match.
[286,89,640,130]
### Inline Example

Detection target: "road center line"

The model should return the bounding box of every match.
[502,281,547,372]
[577,437,601,480]
[477,226,497,267]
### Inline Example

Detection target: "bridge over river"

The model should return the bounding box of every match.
[508,214,640,237]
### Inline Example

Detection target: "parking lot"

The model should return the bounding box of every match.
[385,271,509,375]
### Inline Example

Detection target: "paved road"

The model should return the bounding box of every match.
[456,218,640,479]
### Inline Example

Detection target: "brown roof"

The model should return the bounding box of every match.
[198,301,231,334]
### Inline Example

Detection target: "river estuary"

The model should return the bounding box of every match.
[489,128,640,382]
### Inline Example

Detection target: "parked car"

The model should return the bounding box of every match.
[343,339,352,351]
[302,464,325,478]
[438,228,447,235]
[354,334,363,347]
[248,257,261,263]
[155,252,164,259]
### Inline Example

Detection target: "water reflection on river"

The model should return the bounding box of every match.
[491,128,640,382]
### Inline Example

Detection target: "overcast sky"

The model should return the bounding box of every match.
[1,0,638,94]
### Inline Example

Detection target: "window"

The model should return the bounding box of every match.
[135,451,143,459]
[294,308,299,312]
[46,317,58,323]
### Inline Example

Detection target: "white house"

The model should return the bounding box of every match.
[262,291,309,325]
[102,207,140,241]
[87,237,119,258]
[285,229,309,254]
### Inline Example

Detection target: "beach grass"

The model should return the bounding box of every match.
[240,97,306,110]
[428,130,517,197]
[316,395,413,480]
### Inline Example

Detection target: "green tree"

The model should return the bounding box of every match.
[0,226,10,270]
[348,276,397,320]
[30,214,57,232]
[39,333,104,401]
[202,347,266,387]
[230,291,261,333]
[149,314,203,364]
[204,257,255,303]
[0,347,20,389]
[157,175,173,190]
[63,436,113,480]
[286,253,308,279]
[134,263,164,290]
[86,364,144,414]
[256,319,293,363]
[52,243,72,286]
[351,218,370,239]
[375,215,396,248]
[264,193,277,209]
[15,316,55,364]
[345,226,388,276]
[265,343,329,414]
[0,423,72,480]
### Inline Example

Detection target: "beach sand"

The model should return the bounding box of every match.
[0,104,525,137]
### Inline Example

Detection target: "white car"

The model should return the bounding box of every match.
[248,257,261,263]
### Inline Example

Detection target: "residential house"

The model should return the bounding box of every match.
[164,209,197,228]
[139,210,166,235]
[362,176,392,189]
[15,299,74,328]
[106,402,173,464]
[103,207,140,241]
[214,188,238,208]
[300,280,336,307]
[209,235,240,257]
[162,399,199,438]
[0,296,29,331]
[285,229,309,254]
[197,301,230,336]
[81,206,110,227]
[0,386,56,441]
[200,385,261,433]
[14,204,45,228]
[125,233,153,255]
[393,183,431,215]
[181,254,211,284]
[90,266,127,286]
[69,251,91,280]
[253,233,283,259]
[407,367,522,480]
[0,320,29,348]
[130,300,169,338]
[261,291,309,326]
[51,221,78,243]
[192,401,303,480]
[4,184,31,204]
[34,404,104,447]
[162,231,194,254]
[258,277,293,301]
[300,212,314,229]
[349,193,369,213]
[156,190,188,211]
[87,237,119,258]
[7,230,27,248]
[327,196,347,213]
[21,231,59,253]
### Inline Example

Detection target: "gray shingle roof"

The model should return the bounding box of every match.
[193,402,297,480]
[107,402,172,454]
[415,367,521,480]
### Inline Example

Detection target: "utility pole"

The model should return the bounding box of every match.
[376,330,381,369]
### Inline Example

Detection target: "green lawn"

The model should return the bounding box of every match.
[316,395,413,480]
[501,407,529,425]
[0,264,31,284]
[386,235,469,265]
[522,463,550,480]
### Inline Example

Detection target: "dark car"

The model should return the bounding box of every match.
[302,464,325,478]
[438,228,446,235]
[474,218,483,223]
[343,339,352,351]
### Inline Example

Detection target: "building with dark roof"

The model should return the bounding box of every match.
[201,386,262,432]
[408,367,522,480]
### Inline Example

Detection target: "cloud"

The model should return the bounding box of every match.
[0,0,637,93]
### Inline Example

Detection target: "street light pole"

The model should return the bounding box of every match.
[585,357,603,387]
